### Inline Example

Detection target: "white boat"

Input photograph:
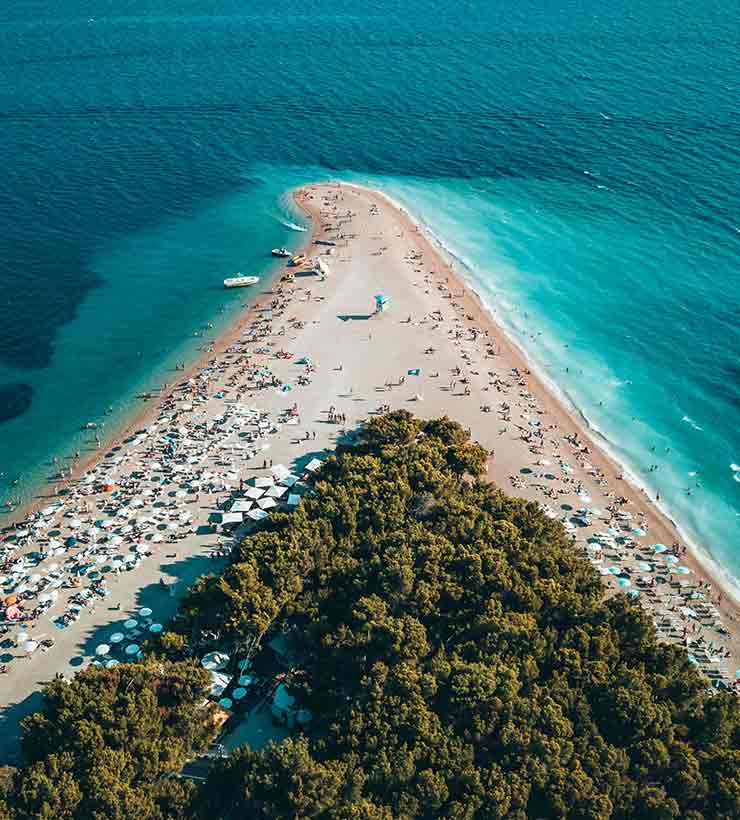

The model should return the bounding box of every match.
[224,274,260,289]
[271,247,291,258]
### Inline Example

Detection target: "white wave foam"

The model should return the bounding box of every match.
[681,415,704,431]
[280,219,307,232]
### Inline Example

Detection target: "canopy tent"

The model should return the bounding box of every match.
[230,499,253,513]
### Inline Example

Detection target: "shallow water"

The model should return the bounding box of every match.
[1,1,738,580]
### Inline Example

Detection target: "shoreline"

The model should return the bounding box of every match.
[0,230,312,534]
[339,182,740,610]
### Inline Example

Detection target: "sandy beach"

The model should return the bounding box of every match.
[2,181,739,763]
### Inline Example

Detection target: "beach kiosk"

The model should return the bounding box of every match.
[374,293,389,314]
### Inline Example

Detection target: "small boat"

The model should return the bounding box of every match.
[288,254,306,267]
[271,247,291,258]
[224,274,260,289]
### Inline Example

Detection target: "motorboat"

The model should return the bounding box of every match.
[271,248,291,257]
[224,274,260,289]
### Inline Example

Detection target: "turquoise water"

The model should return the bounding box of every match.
[1,1,738,583]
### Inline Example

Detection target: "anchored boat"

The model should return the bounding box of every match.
[224,274,260,289]
[271,247,291,257]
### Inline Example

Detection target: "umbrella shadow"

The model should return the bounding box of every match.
[73,551,226,663]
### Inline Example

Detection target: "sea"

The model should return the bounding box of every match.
[1,0,739,586]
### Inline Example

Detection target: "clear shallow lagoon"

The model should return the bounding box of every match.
[1,1,738,582]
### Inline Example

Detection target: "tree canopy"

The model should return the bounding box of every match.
[6,412,740,819]
[5,661,212,820]
[188,412,740,819]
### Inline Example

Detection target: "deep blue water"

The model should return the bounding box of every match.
[1,1,739,581]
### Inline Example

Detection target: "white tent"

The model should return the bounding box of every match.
[271,464,290,481]
[230,499,253,513]
[247,509,269,521]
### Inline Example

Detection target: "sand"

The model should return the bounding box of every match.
[1,181,738,763]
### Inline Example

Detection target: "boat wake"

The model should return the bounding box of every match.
[681,415,703,432]
[280,219,307,232]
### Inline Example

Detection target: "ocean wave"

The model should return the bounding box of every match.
[681,415,704,431]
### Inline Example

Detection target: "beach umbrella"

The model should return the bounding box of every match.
[607,566,621,575]
[627,590,641,599]
[617,578,631,588]
[633,527,647,537]
[110,632,124,643]
[105,659,120,669]
[23,640,39,654]
[125,644,140,656]
[652,543,668,553]
[124,555,138,564]
[237,659,251,671]
[38,591,58,604]
[637,562,653,572]
[69,519,82,529]
[232,687,247,700]
[27,573,41,584]
[124,619,138,630]
[65,537,78,547]
[139,607,153,617]
[135,543,149,553]
[238,674,254,687]
[16,631,29,644]
[151,534,163,543]
[95,644,110,656]
[149,623,163,633]
[218,698,233,710]
[675,566,691,575]
[665,555,679,564]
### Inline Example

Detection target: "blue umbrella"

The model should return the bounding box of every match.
[652,543,668,553]
[617,578,631,588]
[65,537,77,547]
[628,590,641,599]
[607,566,621,575]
